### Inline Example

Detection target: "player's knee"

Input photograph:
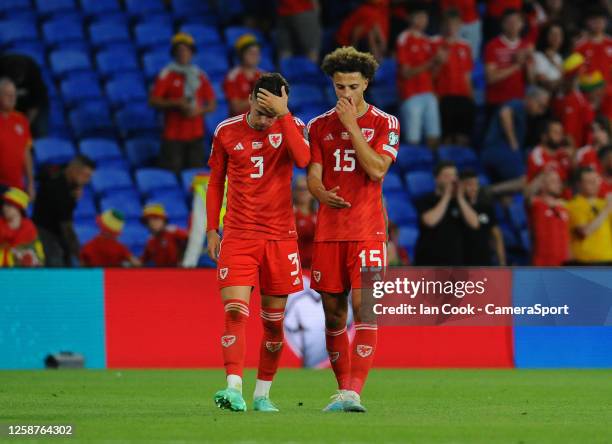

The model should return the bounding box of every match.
[262,318,283,335]
[324,311,347,330]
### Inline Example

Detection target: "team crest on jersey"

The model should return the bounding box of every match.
[265,341,283,352]
[389,131,399,146]
[329,351,340,363]
[356,345,373,358]
[313,270,321,282]
[221,335,236,347]
[268,133,282,148]
[219,267,229,280]
[361,128,374,142]
[252,141,263,150]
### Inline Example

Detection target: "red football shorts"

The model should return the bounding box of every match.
[310,241,387,293]
[216,237,304,296]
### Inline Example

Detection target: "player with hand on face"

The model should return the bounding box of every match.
[307,47,400,412]
[206,73,310,412]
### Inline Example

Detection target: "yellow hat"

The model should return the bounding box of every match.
[171,32,195,48]
[2,187,29,212]
[97,209,125,235]
[563,53,585,75]
[142,203,167,220]
[579,70,606,92]
[235,33,259,53]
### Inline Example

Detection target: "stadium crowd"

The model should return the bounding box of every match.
[0,0,612,268]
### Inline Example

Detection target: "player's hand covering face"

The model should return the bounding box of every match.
[256,86,290,118]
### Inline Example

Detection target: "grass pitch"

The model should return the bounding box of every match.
[1,369,611,443]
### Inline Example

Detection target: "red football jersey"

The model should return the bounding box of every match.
[575,36,612,83]
[552,90,593,148]
[80,234,132,267]
[0,111,32,190]
[529,197,570,266]
[142,226,188,266]
[575,145,602,173]
[431,37,473,97]
[223,67,263,116]
[526,146,572,182]
[396,30,435,99]
[484,36,531,105]
[294,208,316,268]
[207,113,309,239]
[308,105,400,242]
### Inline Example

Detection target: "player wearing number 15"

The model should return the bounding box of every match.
[307,47,400,412]
[206,73,311,412]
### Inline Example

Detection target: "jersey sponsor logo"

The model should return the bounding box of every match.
[361,128,374,142]
[221,335,236,347]
[328,351,340,363]
[356,344,373,358]
[265,341,283,352]
[292,276,301,286]
[313,270,321,282]
[219,267,229,279]
[341,131,350,140]
[233,142,244,151]
[324,133,334,141]
[252,141,263,150]
[269,133,282,148]
[14,124,23,135]
[388,131,399,146]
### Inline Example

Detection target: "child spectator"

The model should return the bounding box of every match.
[224,34,263,116]
[141,203,188,267]
[0,187,44,267]
[80,210,140,267]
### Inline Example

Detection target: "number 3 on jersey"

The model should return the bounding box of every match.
[333,148,355,172]
[250,156,264,178]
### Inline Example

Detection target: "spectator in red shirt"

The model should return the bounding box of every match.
[0,78,34,198]
[526,169,570,266]
[276,0,321,63]
[80,209,141,267]
[484,9,534,119]
[483,0,522,42]
[574,7,612,83]
[387,221,410,265]
[440,0,481,58]
[575,116,611,174]
[526,119,572,183]
[292,175,316,269]
[336,0,390,62]
[432,9,475,146]
[141,203,188,267]
[150,33,216,174]
[0,187,44,267]
[396,5,443,148]
[224,34,263,117]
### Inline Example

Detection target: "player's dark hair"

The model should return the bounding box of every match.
[321,46,379,81]
[252,73,290,98]
[573,166,596,185]
[459,168,478,180]
[70,154,96,170]
[442,7,461,23]
[407,1,429,15]
[434,160,456,177]
[598,144,612,160]
[501,8,521,22]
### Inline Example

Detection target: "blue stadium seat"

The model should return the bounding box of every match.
[382,172,404,195]
[398,225,419,253]
[385,194,417,226]
[81,0,120,18]
[396,144,434,173]
[295,105,328,127]
[437,145,479,171]
[105,76,148,108]
[48,99,69,137]
[134,22,172,50]
[119,223,149,257]
[4,45,45,67]
[374,58,397,83]
[508,195,528,230]
[224,26,265,48]
[35,0,76,16]
[173,0,214,19]
[115,105,160,138]
[50,50,91,77]
[96,49,139,79]
[96,158,130,170]
[125,138,160,168]
[368,84,398,110]
[147,193,188,220]
[0,0,31,14]
[74,222,98,244]
[204,103,229,135]
[88,21,130,49]
[91,168,134,196]
[142,50,169,80]
[404,171,435,198]
[69,101,115,139]
[280,56,320,83]
[135,168,180,196]
[289,85,326,109]
[519,228,531,252]
[193,53,229,78]
[60,75,102,107]
[74,193,97,222]
[181,24,222,45]
[0,20,39,46]
[180,168,208,193]
[34,138,76,165]
[42,19,84,47]
[79,138,122,163]
[125,0,166,18]
[100,194,143,221]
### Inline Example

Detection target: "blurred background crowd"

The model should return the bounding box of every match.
[0,0,611,269]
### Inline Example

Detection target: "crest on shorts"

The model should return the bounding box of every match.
[356,345,373,358]
[268,133,282,148]
[361,128,374,142]
[265,341,283,352]
[328,351,340,363]
[221,335,236,347]
[313,270,321,282]
[219,267,228,280]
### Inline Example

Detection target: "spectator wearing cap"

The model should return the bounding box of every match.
[0,187,44,267]
[0,78,34,198]
[431,9,475,147]
[483,9,534,121]
[460,170,506,265]
[440,0,481,59]
[525,169,570,266]
[276,0,321,63]
[414,161,480,265]
[33,155,95,267]
[396,5,442,148]
[223,34,263,117]
[552,53,593,148]
[526,119,572,184]
[141,203,188,267]
[150,33,216,173]
[575,117,611,174]
[575,7,612,84]
[80,210,140,267]
[566,167,612,264]
[335,0,390,62]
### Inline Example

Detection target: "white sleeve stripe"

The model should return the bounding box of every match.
[383,144,398,158]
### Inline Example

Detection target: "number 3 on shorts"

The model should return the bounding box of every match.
[287,252,300,276]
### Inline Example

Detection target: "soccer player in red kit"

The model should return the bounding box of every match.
[307,47,400,412]
[206,73,310,412]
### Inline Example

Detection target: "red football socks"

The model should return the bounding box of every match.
[349,323,378,394]
[221,299,249,377]
[325,326,351,390]
[257,308,285,381]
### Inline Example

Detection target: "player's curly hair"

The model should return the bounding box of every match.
[320,46,379,81]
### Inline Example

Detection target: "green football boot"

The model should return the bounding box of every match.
[253,396,280,412]
[213,388,247,412]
